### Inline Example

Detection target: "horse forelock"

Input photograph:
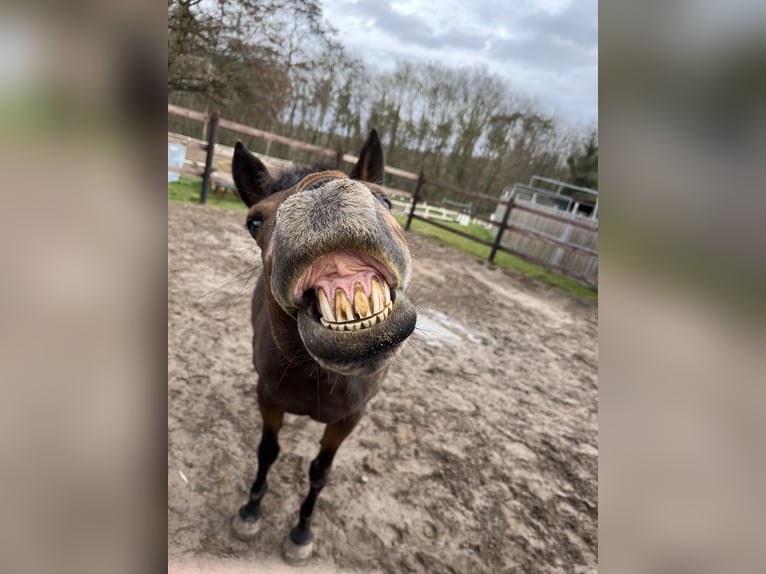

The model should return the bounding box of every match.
[268,162,335,195]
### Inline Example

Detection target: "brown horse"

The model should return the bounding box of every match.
[229,130,417,563]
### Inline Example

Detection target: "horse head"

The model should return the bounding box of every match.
[232,130,417,376]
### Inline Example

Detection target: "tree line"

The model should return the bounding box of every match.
[168,0,598,202]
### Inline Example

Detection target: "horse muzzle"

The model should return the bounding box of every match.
[296,286,417,375]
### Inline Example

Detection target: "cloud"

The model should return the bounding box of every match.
[347,0,487,51]
[319,0,598,126]
[519,0,598,50]
[489,35,594,72]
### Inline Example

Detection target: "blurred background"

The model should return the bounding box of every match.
[600,2,766,572]
[0,0,763,572]
[0,2,164,574]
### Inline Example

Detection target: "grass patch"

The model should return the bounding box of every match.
[395,216,597,301]
[168,175,248,212]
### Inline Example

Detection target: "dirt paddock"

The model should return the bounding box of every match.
[168,202,598,573]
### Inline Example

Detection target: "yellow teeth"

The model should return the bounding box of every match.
[320,301,393,331]
[353,283,370,318]
[318,278,394,331]
[335,288,355,322]
[370,277,384,313]
[317,287,335,322]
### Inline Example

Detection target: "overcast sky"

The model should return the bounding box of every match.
[319,0,598,128]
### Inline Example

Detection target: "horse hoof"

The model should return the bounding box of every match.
[231,513,261,541]
[282,536,314,565]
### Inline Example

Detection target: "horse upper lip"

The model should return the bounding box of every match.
[290,250,399,308]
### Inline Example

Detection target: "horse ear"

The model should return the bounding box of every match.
[350,129,384,184]
[232,142,272,207]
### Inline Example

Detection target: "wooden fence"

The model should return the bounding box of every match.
[167,104,598,288]
[504,200,598,283]
[404,178,598,288]
[167,104,419,204]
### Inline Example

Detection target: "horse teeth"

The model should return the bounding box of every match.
[353,283,371,318]
[325,321,340,331]
[383,282,391,306]
[335,288,354,322]
[317,288,335,322]
[319,287,394,331]
[370,277,384,313]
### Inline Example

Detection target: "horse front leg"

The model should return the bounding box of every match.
[282,415,360,564]
[231,401,284,541]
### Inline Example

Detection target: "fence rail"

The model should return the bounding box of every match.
[405,181,598,287]
[168,104,419,190]
[512,202,598,231]
[168,104,598,288]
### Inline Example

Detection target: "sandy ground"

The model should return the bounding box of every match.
[168,202,598,573]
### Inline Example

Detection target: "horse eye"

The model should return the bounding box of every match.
[246,216,263,240]
[376,194,392,210]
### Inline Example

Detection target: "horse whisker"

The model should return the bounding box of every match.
[194,262,262,302]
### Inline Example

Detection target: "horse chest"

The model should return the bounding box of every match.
[256,355,380,423]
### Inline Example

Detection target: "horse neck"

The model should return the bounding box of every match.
[260,283,312,361]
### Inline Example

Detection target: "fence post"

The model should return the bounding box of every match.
[489,191,515,263]
[335,148,344,170]
[405,171,425,231]
[200,111,220,205]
